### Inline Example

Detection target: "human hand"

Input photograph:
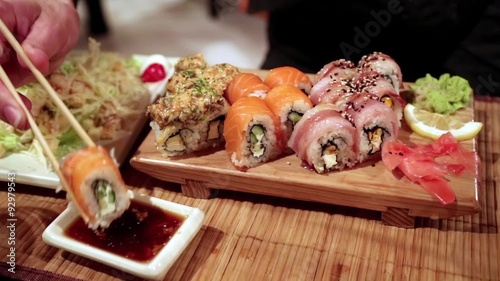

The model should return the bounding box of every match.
[0,0,80,130]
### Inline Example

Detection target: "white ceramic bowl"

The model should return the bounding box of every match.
[42,191,205,280]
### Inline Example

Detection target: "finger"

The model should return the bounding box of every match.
[19,3,80,75]
[0,42,13,64]
[0,83,31,130]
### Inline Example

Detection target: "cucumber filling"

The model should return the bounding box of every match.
[93,180,116,216]
[250,125,265,158]
[288,111,302,126]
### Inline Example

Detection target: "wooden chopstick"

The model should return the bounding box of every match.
[0,19,95,147]
[0,64,72,191]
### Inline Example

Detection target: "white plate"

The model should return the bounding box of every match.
[42,190,205,281]
[0,54,179,189]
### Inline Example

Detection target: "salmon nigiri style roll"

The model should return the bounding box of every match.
[223,97,284,170]
[288,104,357,173]
[264,66,313,95]
[62,146,130,230]
[263,84,313,142]
[225,72,271,105]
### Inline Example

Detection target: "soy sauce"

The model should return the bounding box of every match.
[64,200,185,262]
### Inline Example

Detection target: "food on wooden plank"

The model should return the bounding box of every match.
[264,66,313,95]
[61,146,130,230]
[357,51,403,94]
[263,84,313,142]
[223,97,284,171]
[146,53,239,157]
[224,72,270,104]
[381,132,478,205]
[288,104,357,173]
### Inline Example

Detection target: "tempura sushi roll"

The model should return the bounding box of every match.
[357,52,403,94]
[345,94,399,163]
[263,84,313,141]
[314,59,358,84]
[309,78,355,109]
[264,66,313,94]
[149,116,226,157]
[146,54,239,157]
[223,97,284,170]
[61,146,130,230]
[288,104,357,173]
[353,71,406,125]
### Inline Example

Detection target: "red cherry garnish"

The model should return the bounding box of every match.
[141,63,167,83]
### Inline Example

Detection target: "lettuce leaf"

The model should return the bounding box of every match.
[55,128,85,159]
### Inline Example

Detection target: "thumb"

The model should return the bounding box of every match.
[0,83,32,130]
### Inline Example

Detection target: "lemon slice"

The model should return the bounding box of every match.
[404,103,483,141]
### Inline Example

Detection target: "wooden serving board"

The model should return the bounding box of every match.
[130,69,480,228]
[130,111,480,228]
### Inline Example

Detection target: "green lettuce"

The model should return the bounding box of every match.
[410,73,472,115]
[0,123,26,156]
[55,128,85,159]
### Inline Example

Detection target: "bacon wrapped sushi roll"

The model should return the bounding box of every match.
[309,79,356,109]
[225,72,270,104]
[263,84,313,141]
[353,71,406,125]
[345,94,399,163]
[314,59,358,84]
[357,52,403,94]
[288,104,357,173]
[223,97,284,171]
[264,66,313,94]
[61,146,130,230]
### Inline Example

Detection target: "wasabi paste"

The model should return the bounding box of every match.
[410,73,472,115]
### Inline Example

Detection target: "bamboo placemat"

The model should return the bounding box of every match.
[0,97,499,281]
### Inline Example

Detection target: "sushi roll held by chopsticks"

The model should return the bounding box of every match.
[62,146,130,230]
[0,19,130,231]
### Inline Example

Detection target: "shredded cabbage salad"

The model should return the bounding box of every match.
[0,38,150,167]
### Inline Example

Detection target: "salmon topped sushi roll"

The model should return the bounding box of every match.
[225,72,270,105]
[263,84,313,142]
[264,66,313,94]
[61,146,130,230]
[223,97,284,170]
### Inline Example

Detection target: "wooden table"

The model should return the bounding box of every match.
[0,96,499,281]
